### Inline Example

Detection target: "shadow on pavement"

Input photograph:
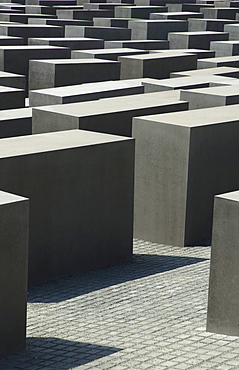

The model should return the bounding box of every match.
[0,337,122,370]
[28,252,208,303]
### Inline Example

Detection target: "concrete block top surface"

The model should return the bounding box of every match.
[28,37,101,41]
[33,91,186,116]
[0,45,67,50]
[30,58,119,65]
[72,47,147,54]
[30,78,156,96]
[169,30,228,35]
[0,107,31,121]
[181,84,239,96]
[119,51,195,60]
[198,55,239,62]
[215,190,239,202]
[0,129,132,158]
[171,66,239,76]
[134,103,239,127]
[0,71,24,77]
[0,190,28,205]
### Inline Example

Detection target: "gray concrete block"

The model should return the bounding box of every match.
[115,5,167,18]
[224,23,239,40]
[0,130,134,285]
[0,107,32,138]
[65,25,131,40]
[93,17,132,28]
[210,40,239,56]
[119,52,197,79]
[151,48,215,58]
[132,104,239,246]
[0,24,63,43]
[0,12,56,23]
[197,54,239,68]
[0,71,25,90]
[0,45,70,91]
[28,36,104,50]
[180,84,239,109]
[56,9,113,20]
[0,86,25,109]
[29,58,120,90]
[168,31,229,49]
[207,190,239,336]
[29,78,149,106]
[150,11,203,19]
[201,6,239,19]
[104,39,169,50]
[129,19,188,40]
[0,191,29,358]
[32,92,188,136]
[142,75,213,92]
[188,18,239,32]
[28,18,93,27]
[71,47,148,61]
[170,65,239,77]
[0,35,24,45]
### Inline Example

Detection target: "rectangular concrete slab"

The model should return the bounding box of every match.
[132,104,239,246]
[170,65,239,77]
[0,130,134,286]
[32,92,188,136]
[71,47,149,60]
[0,191,29,358]
[207,190,239,336]
[128,19,188,40]
[168,31,229,49]
[29,58,120,90]
[0,107,32,138]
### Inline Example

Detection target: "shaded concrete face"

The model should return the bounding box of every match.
[0,130,134,286]
[207,192,239,336]
[133,106,239,246]
[0,191,29,358]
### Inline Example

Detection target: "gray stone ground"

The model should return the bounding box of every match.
[1,239,239,369]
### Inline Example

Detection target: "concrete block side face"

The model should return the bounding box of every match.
[0,195,29,358]
[207,194,239,336]
[29,61,55,90]
[32,109,79,134]
[133,117,190,247]
[120,57,143,79]
[185,122,239,245]
[0,140,134,285]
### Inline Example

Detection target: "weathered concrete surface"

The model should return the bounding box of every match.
[207,190,239,336]
[0,191,29,358]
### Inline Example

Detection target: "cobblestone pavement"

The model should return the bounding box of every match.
[1,239,239,370]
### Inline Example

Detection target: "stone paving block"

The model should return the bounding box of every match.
[119,52,197,79]
[180,84,239,109]
[132,104,239,246]
[29,78,151,106]
[0,130,134,285]
[129,19,188,39]
[25,4,57,15]
[207,190,239,336]
[104,39,169,50]
[201,6,239,19]
[0,107,32,138]
[150,11,204,19]
[0,24,64,43]
[0,190,29,359]
[170,65,239,77]
[197,54,239,68]
[71,47,148,61]
[210,40,239,56]
[188,18,239,32]
[32,92,188,136]
[65,25,131,40]
[0,86,25,109]
[114,5,167,18]
[28,36,104,50]
[29,58,120,90]
[168,31,229,49]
